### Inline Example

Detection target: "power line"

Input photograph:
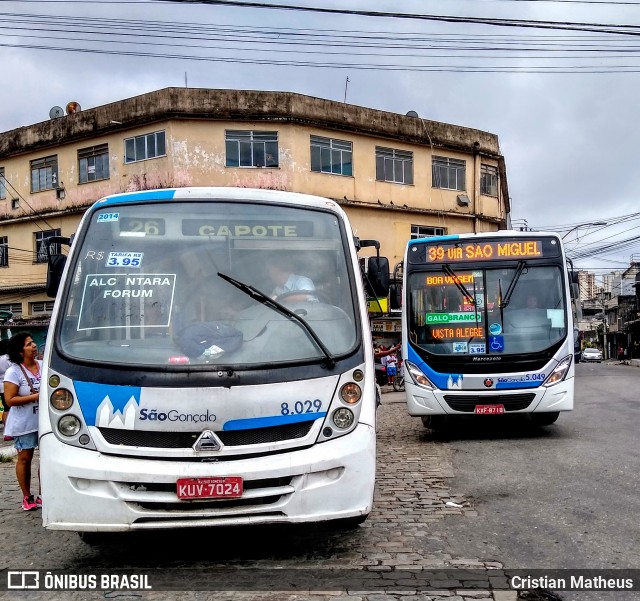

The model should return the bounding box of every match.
[5,7,640,73]
[0,174,59,232]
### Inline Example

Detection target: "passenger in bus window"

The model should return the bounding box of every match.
[526,294,540,309]
[267,253,316,302]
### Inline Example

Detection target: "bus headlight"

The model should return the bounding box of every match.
[405,361,436,390]
[58,415,81,437]
[543,355,572,386]
[332,408,355,429]
[50,388,74,410]
[340,383,362,404]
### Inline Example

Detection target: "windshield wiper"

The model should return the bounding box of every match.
[499,261,526,309]
[217,272,336,368]
[443,264,475,305]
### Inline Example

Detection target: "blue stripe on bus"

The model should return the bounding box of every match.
[496,381,543,389]
[406,345,460,389]
[74,381,142,427]
[223,412,327,431]
[406,346,544,390]
[408,234,460,246]
[95,189,177,206]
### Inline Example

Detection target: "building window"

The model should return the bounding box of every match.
[432,156,466,191]
[30,155,58,193]
[79,144,110,183]
[34,229,61,263]
[11,198,19,210]
[124,131,166,164]
[30,301,55,314]
[0,167,6,200]
[376,147,413,184]
[310,136,353,176]
[410,224,446,240]
[0,237,7,267]
[225,130,279,168]
[0,303,22,316]
[480,164,498,196]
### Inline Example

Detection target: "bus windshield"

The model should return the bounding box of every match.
[407,264,567,356]
[58,200,358,367]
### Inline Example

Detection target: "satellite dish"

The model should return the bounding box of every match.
[66,101,81,115]
[406,110,419,118]
[49,106,64,119]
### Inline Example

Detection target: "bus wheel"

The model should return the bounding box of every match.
[421,415,447,430]
[530,412,560,426]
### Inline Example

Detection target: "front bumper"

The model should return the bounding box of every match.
[40,423,375,532]
[406,378,574,416]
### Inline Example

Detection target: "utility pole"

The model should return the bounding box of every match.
[343,76,350,103]
[599,291,608,360]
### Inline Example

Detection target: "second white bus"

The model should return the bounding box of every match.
[402,231,575,429]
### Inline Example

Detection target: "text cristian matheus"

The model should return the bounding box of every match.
[511,575,634,590]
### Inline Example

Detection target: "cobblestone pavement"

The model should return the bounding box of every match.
[0,392,517,601]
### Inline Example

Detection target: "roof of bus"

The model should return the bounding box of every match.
[407,230,562,246]
[93,187,344,212]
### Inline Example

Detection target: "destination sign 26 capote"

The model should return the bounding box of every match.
[410,238,561,264]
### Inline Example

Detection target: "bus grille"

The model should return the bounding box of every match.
[125,476,294,512]
[443,393,536,412]
[97,421,315,448]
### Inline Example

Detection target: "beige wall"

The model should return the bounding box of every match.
[0,96,507,320]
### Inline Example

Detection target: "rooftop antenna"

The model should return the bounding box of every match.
[343,76,350,103]
[185,72,188,87]
[66,101,81,115]
[49,106,64,119]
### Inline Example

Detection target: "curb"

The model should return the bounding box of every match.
[0,444,16,459]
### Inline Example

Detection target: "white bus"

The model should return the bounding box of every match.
[402,231,576,429]
[40,187,388,538]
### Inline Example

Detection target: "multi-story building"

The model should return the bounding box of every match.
[0,88,510,343]
[578,270,597,303]
[602,271,622,295]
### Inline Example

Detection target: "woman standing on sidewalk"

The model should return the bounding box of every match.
[0,339,11,429]
[3,332,41,511]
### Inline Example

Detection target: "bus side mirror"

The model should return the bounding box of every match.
[570,282,579,300]
[46,254,67,297]
[367,256,389,298]
[389,283,402,310]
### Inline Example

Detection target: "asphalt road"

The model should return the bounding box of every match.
[429,361,640,601]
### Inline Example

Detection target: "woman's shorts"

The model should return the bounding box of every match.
[386,364,397,376]
[14,432,38,451]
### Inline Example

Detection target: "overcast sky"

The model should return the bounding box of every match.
[2,0,640,279]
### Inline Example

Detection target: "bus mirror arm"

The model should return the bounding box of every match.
[355,238,380,252]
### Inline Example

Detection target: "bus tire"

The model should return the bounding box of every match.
[421,415,447,430]
[530,412,560,426]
